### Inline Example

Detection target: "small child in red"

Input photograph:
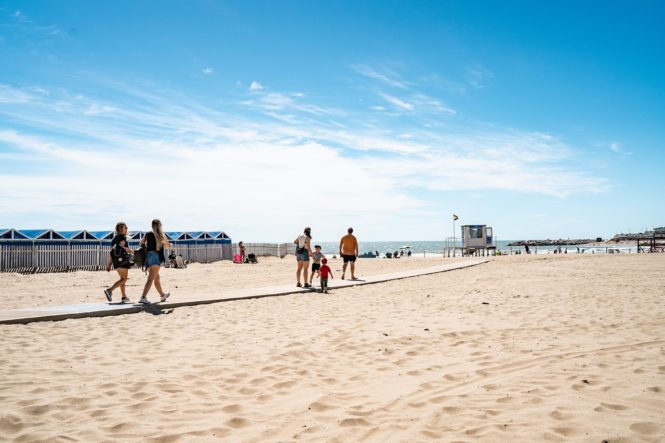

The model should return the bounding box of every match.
[319,257,333,293]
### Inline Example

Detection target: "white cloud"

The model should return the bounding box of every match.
[202,67,214,75]
[249,80,264,91]
[0,82,608,239]
[353,65,410,89]
[379,92,414,111]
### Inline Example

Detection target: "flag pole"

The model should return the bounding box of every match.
[453,215,456,257]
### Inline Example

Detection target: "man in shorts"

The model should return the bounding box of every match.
[339,227,358,280]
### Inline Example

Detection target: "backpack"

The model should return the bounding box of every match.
[133,246,147,267]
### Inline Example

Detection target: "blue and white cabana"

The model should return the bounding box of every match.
[0,228,233,272]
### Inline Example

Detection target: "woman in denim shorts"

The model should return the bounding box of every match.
[138,219,172,304]
[294,227,312,288]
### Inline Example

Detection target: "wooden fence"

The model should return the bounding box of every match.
[0,240,232,274]
[0,241,296,273]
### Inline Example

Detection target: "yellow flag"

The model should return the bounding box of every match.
[453,214,459,221]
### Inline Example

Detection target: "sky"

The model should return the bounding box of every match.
[1,0,664,242]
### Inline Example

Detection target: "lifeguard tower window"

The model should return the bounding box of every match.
[470,227,483,239]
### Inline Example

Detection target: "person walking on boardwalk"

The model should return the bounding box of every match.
[138,219,172,304]
[339,227,359,280]
[319,257,333,293]
[104,221,132,303]
[294,227,313,288]
[309,244,324,286]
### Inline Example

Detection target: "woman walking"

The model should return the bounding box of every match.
[294,227,313,288]
[138,219,172,304]
[104,222,132,303]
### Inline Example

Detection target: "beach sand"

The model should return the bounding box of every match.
[1,254,664,441]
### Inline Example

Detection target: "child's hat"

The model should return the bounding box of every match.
[321,258,328,263]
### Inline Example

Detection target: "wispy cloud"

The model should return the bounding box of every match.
[467,63,494,90]
[352,65,410,89]
[0,78,607,238]
[202,67,214,75]
[379,92,414,111]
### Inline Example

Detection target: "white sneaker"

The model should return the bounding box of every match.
[138,297,149,304]
[160,293,170,303]
[104,289,112,302]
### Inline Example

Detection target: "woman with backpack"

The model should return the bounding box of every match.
[104,222,132,303]
[294,226,313,288]
[138,219,172,304]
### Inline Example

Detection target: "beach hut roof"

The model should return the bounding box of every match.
[89,230,114,240]
[59,230,99,240]
[128,231,145,240]
[188,231,205,239]
[207,231,229,239]
[20,229,66,240]
[0,228,29,239]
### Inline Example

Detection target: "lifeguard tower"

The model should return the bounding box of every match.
[445,224,496,257]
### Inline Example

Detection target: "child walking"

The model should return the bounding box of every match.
[309,245,324,285]
[319,258,333,293]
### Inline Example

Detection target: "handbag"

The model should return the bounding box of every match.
[111,245,131,267]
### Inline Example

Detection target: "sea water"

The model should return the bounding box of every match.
[311,240,638,257]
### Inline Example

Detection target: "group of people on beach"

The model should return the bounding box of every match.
[294,226,359,293]
[104,222,360,303]
[104,219,171,305]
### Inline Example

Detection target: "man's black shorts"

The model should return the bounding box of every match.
[342,254,356,263]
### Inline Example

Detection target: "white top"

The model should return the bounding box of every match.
[296,234,307,249]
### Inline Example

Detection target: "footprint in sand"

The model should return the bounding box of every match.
[630,422,663,435]
[339,417,370,427]
[549,410,575,421]
[600,402,628,411]
[225,417,249,429]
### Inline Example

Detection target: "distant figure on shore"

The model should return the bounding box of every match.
[319,257,333,293]
[525,244,530,254]
[310,245,324,285]
[339,227,359,280]
[239,241,246,263]
[138,219,172,304]
[294,227,313,288]
[407,250,412,257]
[104,222,132,303]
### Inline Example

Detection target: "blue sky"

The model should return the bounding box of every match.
[1,1,664,241]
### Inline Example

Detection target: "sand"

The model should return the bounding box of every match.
[1,254,664,442]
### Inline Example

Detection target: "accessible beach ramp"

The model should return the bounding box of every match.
[0,259,488,325]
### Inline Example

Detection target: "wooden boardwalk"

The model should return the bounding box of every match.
[0,259,488,325]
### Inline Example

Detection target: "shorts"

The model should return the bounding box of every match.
[342,254,356,263]
[146,251,161,267]
[296,250,310,262]
[312,263,320,272]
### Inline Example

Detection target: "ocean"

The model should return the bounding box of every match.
[311,240,638,257]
